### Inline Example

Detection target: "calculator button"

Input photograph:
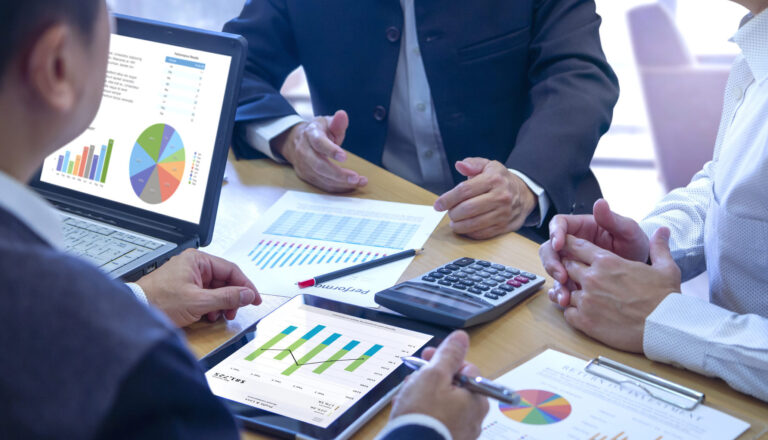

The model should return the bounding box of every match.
[484,293,499,300]
[445,264,461,271]
[477,271,493,277]
[445,276,459,282]
[522,272,537,279]
[491,288,507,296]
[484,268,499,275]
[453,272,468,279]
[476,284,491,291]
[468,275,482,282]
[429,272,444,278]
[438,280,453,286]
[492,264,506,271]
[491,275,506,282]
[500,271,515,278]
[507,280,522,287]
[476,260,491,267]
[438,268,453,274]
[468,287,483,295]
[515,276,530,284]
[452,284,467,291]
[462,268,476,275]
[454,258,475,267]
[459,280,474,286]
[479,281,498,288]
[421,276,437,282]
[506,267,521,275]
[499,284,514,292]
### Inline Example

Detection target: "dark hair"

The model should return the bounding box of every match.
[0,0,102,77]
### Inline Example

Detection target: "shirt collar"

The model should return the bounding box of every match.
[732,10,768,83]
[0,170,64,248]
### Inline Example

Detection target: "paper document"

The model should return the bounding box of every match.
[222,191,444,308]
[479,349,749,440]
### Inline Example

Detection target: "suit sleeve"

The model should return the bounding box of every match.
[94,334,240,440]
[223,0,302,159]
[507,0,619,215]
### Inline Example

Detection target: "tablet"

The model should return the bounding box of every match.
[200,295,450,439]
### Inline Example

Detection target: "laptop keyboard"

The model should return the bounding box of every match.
[62,216,164,272]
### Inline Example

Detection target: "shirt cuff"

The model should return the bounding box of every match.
[125,282,149,305]
[508,169,550,228]
[375,414,452,440]
[244,115,305,163]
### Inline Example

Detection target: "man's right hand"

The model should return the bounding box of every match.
[272,110,368,193]
[539,199,650,307]
[390,331,489,440]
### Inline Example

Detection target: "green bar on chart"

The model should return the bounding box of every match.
[274,324,325,360]
[100,139,114,183]
[345,344,383,372]
[245,325,298,361]
[282,333,341,376]
[313,340,360,374]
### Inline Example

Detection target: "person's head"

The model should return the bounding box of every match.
[732,0,768,14]
[0,0,110,181]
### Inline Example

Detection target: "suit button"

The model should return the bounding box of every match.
[386,26,401,43]
[373,105,387,121]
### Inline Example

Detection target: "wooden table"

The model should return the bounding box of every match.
[188,152,767,439]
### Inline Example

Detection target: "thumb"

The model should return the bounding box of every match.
[455,158,489,178]
[198,287,257,313]
[649,227,673,266]
[429,330,470,376]
[328,110,349,145]
[593,199,638,239]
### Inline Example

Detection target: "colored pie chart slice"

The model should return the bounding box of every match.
[130,124,185,204]
[498,389,572,425]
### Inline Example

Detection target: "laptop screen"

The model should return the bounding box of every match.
[39,32,232,225]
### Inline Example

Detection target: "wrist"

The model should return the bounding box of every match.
[271,122,304,164]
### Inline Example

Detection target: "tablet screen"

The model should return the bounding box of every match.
[204,297,433,428]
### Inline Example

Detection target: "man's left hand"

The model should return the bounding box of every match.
[136,249,261,327]
[434,158,537,240]
[558,227,681,353]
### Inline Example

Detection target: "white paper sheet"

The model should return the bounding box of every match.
[221,191,445,308]
[480,349,750,440]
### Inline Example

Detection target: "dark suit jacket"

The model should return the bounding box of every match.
[0,208,239,439]
[224,0,619,219]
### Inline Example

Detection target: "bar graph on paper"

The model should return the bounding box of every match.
[245,239,391,271]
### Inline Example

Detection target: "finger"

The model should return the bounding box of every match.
[568,289,584,308]
[434,177,491,212]
[450,208,500,235]
[421,347,437,361]
[460,362,481,377]
[327,110,349,147]
[305,123,346,161]
[206,311,221,322]
[563,306,588,332]
[561,235,605,266]
[649,227,673,267]
[455,157,490,178]
[549,214,596,252]
[199,253,259,298]
[447,191,504,223]
[464,224,513,240]
[198,286,257,313]
[429,330,470,376]
[224,309,237,320]
[563,259,589,285]
[540,240,568,283]
[593,198,640,240]
[302,154,366,190]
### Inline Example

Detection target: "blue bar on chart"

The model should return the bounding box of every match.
[56,155,64,171]
[88,155,100,180]
[274,324,326,360]
[345,344,383,372]
[94,145,107,182]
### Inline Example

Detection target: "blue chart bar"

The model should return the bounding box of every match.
[62,151,71,172]
[264,210,420,249]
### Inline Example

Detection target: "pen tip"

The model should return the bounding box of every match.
[415,248,424,255]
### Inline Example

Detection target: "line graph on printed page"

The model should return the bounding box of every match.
[222,191,445,308]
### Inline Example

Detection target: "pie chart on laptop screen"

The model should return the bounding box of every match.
[130,123,186,204]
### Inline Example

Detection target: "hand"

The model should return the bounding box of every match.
[539,199,650,307]
[390,331,489,440]
[434,158,537,240]
[136,249,261,327]
[558,228,681,353]
[272,110,368,193]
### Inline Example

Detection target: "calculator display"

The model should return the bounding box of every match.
[391,284,486,310]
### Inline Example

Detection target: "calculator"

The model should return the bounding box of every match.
[375,257,545,328]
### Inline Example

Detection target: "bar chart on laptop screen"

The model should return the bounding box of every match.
[205,300,432,428]
[54,139,114,186]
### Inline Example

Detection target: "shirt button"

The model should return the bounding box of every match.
[424,150,434,159]
[416,102,426,112]
[412,47,420,56]
[373,105,387,121]
[386,26,401,43]
[735,87,744,101]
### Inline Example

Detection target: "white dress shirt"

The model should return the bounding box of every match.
[0,170,149,303]
[246,0,549,226]
[640,11,768,402]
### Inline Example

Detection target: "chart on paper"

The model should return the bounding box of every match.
[205,299,432,428]
[222,191,445,307]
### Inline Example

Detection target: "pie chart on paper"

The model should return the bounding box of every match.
[130,123,185,204]
[498,389,572,425]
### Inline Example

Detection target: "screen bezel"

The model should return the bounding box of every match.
[200,295,451,439]
[28,14,246,246]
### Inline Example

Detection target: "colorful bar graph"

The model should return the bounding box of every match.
[345,344,383,372]
[100,139,114,183]
[282,333,341,376]
[313,340,360,374]
[274,324,325,360]
[245,325,298,361]
[56,139,113,184]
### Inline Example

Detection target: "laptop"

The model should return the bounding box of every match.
[28,15,246,281]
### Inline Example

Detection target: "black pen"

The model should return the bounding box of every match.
[297,248,423,288]
[401,356,520,405]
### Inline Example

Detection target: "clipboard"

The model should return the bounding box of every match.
[484,345,766,440]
